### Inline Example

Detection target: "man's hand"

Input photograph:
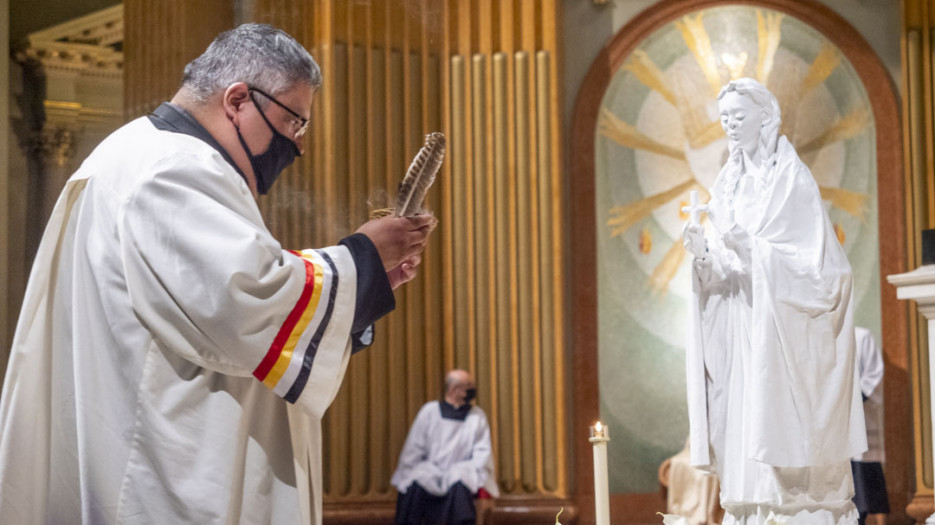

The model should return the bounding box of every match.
[355,214,437,272]
[682,222,707,259]
[387,254,422,290]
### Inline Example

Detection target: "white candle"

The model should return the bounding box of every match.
[589,422,611,525]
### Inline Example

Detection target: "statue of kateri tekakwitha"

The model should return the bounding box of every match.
[677,78,866,525]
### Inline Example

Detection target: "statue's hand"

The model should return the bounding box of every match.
[682,222,707,259]
[722,222,751,263]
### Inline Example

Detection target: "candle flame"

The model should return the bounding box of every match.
[595,421,602,432]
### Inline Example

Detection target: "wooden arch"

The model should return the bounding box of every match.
[568,0,907,522]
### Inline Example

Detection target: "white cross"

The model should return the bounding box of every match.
[681,190,708,226]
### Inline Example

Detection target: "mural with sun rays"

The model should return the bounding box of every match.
[595,5,880,494]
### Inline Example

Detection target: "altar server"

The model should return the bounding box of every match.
[852,327,889,525]
[392,370,499,525]
[0,23,434,524]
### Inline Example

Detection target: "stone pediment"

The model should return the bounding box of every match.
[15,5,123,78]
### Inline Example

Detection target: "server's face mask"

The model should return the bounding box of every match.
[235,88,305,195]
[464,387,477,404]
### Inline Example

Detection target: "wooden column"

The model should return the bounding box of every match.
[901,1,935,522]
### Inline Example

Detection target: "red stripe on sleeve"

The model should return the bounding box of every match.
[253,255,316,381]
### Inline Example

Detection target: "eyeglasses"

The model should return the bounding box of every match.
[249,87,310,140]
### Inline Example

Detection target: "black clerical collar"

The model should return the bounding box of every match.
[439,400,471,421]
[147,102,249,185]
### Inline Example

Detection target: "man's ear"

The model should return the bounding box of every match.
[222,82,251,126]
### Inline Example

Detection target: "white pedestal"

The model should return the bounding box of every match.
[888,265,935,524]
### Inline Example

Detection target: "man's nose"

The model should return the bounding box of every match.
[294,134,306,156]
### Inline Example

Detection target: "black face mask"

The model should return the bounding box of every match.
[235,93,300,195]
[464,388,477,404]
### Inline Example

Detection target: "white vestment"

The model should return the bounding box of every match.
[854,327,884,463]
[686,137,866,524]
[0,117,359,524]
[391,401,500,498]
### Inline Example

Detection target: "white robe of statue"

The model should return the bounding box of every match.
[682,78,866,525]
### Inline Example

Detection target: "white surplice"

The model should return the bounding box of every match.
[390,401,500,498]
[0,117,358,524]
[854,326,884,463]
[686,137,866,524]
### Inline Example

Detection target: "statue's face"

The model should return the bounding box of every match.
[718,91,766,158]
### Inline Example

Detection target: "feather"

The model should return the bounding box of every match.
[395,132,446,217]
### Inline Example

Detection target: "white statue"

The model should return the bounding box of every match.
[681,78,866,524]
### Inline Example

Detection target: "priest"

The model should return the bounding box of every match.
[392,369,499,525]
[0,23,435,524]
[681,78,865,524]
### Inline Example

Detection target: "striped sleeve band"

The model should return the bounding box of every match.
[253,250,339,402]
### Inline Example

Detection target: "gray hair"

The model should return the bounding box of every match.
[718,78,781,157]
[181,23,322,103]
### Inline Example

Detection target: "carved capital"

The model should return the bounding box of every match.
[30,126,77,167]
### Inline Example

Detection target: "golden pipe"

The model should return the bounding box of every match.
[535,50,559,494]
[329,40,352,497]
[492,52,516,491]
[384,32,409,473]
[405,51,428,439]
[320,0,337,241]
[419,0,438,404]
[476,1,500,468]
[424,54,444,410]
[514,50,537,492]
[349,39,372,496]
[441,0,455,372]
[540,1,568,494]
[472,54,492,414]
[499,3,522,489]
[458,1,477,375]
[451,55,471,371]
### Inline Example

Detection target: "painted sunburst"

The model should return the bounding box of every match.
[595,5,880,494]
[603,9,870,293]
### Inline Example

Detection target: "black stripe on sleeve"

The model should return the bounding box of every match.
[284,251,340,404]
